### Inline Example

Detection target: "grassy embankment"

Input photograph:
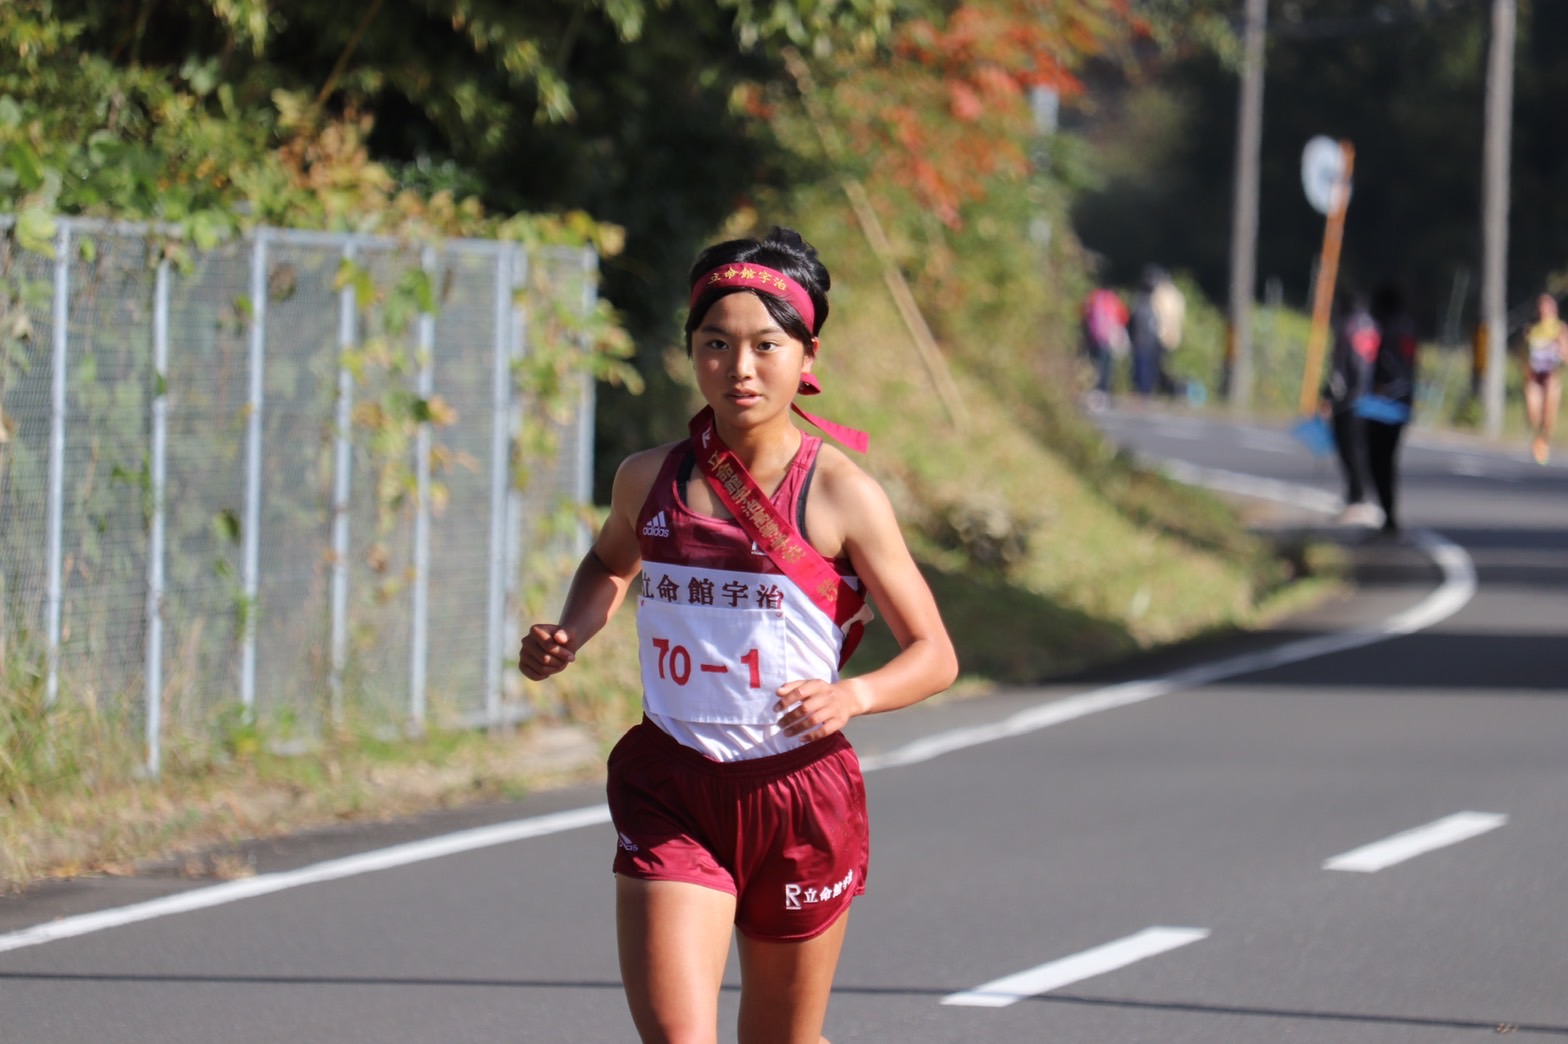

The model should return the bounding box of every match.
[1,195,1344,890]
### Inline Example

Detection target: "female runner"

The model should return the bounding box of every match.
[520,225,958,1044]
[1523,292,1565,465]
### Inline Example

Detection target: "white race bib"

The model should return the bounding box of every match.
[638,598,790,724]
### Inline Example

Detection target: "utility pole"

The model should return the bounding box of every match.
[1227,0,1267,412]
[1481,0,1516,439]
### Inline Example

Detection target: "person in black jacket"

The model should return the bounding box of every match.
[1365,281,1418,536]
[1322,290,1378,524]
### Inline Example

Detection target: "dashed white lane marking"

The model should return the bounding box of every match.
[942,927,1210,1008]
[1445,456,1522,482]
[1324,812,1508,873]
[0,477,1475,956]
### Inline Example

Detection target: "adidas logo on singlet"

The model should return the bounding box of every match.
[641,511,671,538]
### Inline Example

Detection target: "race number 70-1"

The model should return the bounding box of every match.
[650,637,762,688]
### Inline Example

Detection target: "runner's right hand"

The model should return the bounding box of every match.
[519,625,576,680]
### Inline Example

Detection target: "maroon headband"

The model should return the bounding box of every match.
[687,261,867,452]
[690,263,817,331]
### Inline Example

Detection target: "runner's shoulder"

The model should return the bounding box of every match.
[811,442,892,519]
[613,441,684,506]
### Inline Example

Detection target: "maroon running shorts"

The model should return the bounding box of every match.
[606,718,870,942]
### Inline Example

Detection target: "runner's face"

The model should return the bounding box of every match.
[690,291,814,430]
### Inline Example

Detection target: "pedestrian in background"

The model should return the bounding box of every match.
[1149,265,1186,396]
[1521,292,1565,465]
[1322,289,1379,526]
[1081,285,1128,409]
[1363,280,1419,536]
[1127,267,1164,397]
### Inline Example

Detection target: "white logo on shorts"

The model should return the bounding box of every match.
[617,832,640,853]
[784,868,855,911]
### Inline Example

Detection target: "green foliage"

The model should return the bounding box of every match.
[0,631,59,803]
[0,0,652,700]
[213,703,266,761]
[0,2,659,251]
[0,0,916,499]
[0,624,147,835]
[1134,0,1243,66]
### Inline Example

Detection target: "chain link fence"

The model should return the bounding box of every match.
[0,218,596,774]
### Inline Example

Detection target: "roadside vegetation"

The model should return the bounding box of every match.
[0,182,1346,889]
[1,1,1354,890]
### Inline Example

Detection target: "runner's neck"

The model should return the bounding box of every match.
[711,419,804,489]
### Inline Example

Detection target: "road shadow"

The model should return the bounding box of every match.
[1036,518,1567,698]
[851,561,1140,685]
[0,970,1559,1036]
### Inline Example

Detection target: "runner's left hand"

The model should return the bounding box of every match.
[775,678,869,741]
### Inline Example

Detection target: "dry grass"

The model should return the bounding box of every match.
[800,204,1336,687]
[1,715,617,889]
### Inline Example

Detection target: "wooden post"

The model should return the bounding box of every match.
[1298,140,1355,416]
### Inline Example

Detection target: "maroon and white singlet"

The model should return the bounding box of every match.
[607,434,870,940]
[633,436,860,762]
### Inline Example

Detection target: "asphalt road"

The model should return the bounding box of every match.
[2,405,1565,1043]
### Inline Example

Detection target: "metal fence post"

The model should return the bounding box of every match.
[502,246,528,722]
[483,248,514,728]
[409,246,436,729]
[329,243,357,723]
[575,246,598,557]
[240,231,267,716]
[144,257,170,778]
[43,224,70,707]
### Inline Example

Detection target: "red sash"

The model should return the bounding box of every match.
[688,408,866,667]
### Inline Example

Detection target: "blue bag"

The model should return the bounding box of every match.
[1291,414,1336,457]
[1353,394,1411,424]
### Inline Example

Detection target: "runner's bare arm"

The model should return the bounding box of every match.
[776,453,957,739]
[518,448,665,680]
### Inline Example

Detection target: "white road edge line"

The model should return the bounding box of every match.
[941,927,1210,1008]
[0,477,1475,956]
[1324,812,1508,873]
[1157,460,1342,515]
[0,806,610,955]
[860,525,1473,771]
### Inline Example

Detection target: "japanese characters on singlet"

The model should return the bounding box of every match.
[635,437,859,762]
